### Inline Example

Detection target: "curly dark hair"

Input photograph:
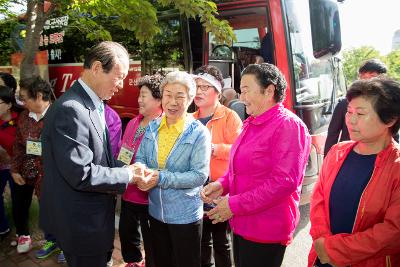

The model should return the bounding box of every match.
[194,65,224,88]
[0,85,16,105]
[136,73,164,100]
[19,76,54,102]
[347,77,400,134]
[0,72,17,92]
[241,63,287,103]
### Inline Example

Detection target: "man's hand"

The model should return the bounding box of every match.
[200,181,223,204]
[127,163,146,184]
[11,172,25,185]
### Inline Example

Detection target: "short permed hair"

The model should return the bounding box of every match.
[347,77,400,134]
[160,71,196,101]
[19,76,54,102]
[241,63,287,103]
[136,73,164,100]
[0,85,15,105]
[0,72,17,92]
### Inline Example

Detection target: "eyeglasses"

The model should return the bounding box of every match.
[196,85,214,92]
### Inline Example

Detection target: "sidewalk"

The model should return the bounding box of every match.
[0,232,126,267]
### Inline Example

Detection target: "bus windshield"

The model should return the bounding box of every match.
[285,0,345,104]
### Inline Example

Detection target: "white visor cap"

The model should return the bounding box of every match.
[193,73,223,93]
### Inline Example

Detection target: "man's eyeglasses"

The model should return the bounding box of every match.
[196,85,214,92]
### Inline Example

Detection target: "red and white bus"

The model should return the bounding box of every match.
[38,0,346,203]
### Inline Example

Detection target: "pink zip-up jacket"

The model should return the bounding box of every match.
[218,103,311,244]
[120,114,148,204]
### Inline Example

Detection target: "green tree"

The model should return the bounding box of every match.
[0,17,18,65]
[384,49,400,81]
[0,0,235,79]
[342,46,381,85]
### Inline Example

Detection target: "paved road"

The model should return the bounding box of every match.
[282,204,312,267]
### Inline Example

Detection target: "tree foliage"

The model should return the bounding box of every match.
[342,46,400,85]
[385,49,400,81]
[342,46,381,85]
[0,0,235,79]
[0,18,18,65]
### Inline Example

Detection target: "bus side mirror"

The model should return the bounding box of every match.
[309,0,342,58]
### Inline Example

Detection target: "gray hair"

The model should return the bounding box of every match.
[160,71,196,101]
[83,41,129,73]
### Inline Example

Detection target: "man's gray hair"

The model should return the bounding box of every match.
[83,41,129,73]
[160,71,196,101]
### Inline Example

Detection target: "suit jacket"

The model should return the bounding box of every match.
[39,81,129,256]
[324,98,349,156]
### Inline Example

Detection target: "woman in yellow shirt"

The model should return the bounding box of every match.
[134,71,211,267]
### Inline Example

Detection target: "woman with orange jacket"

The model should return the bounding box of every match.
[193,65,242,267]
[309,78,400,267]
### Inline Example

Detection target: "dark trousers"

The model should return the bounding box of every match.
[233,234,286,267]
[119,200,154,267]
[150,216,202,267]
[201,218,232,267]
[12,183,34,236]
[64,251,108,267]
[0,169,14,233]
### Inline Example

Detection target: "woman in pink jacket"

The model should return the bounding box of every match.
[201,63,311,267]
[118,74,163,267]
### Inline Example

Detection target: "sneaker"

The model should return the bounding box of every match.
[17,235,32,253]
[10,234,18,247]
[107,258,113,267]
[35,240,60,259]
[57,250,66,264]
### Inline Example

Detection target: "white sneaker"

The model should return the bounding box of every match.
[10,234,18,247]
[17,235,32,254]
[107,258,113,267]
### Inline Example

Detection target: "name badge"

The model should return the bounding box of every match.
[26,140,42,156]
[117,146,135,165]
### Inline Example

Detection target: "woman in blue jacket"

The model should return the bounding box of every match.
[134,70,211,267]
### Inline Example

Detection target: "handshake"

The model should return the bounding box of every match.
[128,162,159,191]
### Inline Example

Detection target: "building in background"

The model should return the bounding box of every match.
[392,29,400,50]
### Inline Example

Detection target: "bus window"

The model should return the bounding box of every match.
[285,0,337,105]
[142,16,185,74]
[232,28,260,49]
[207,6,271,89]
[209,27,262,68]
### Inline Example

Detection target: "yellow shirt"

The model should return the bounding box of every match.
[157,116,185,168]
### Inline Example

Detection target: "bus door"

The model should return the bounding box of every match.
[284,0,346,203]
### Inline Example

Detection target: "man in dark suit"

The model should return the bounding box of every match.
[40,41,135,267]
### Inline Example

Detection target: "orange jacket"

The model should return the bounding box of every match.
[193,103,242,181]
[308,141,400,267]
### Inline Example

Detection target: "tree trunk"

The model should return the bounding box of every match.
[20,0,47,80]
